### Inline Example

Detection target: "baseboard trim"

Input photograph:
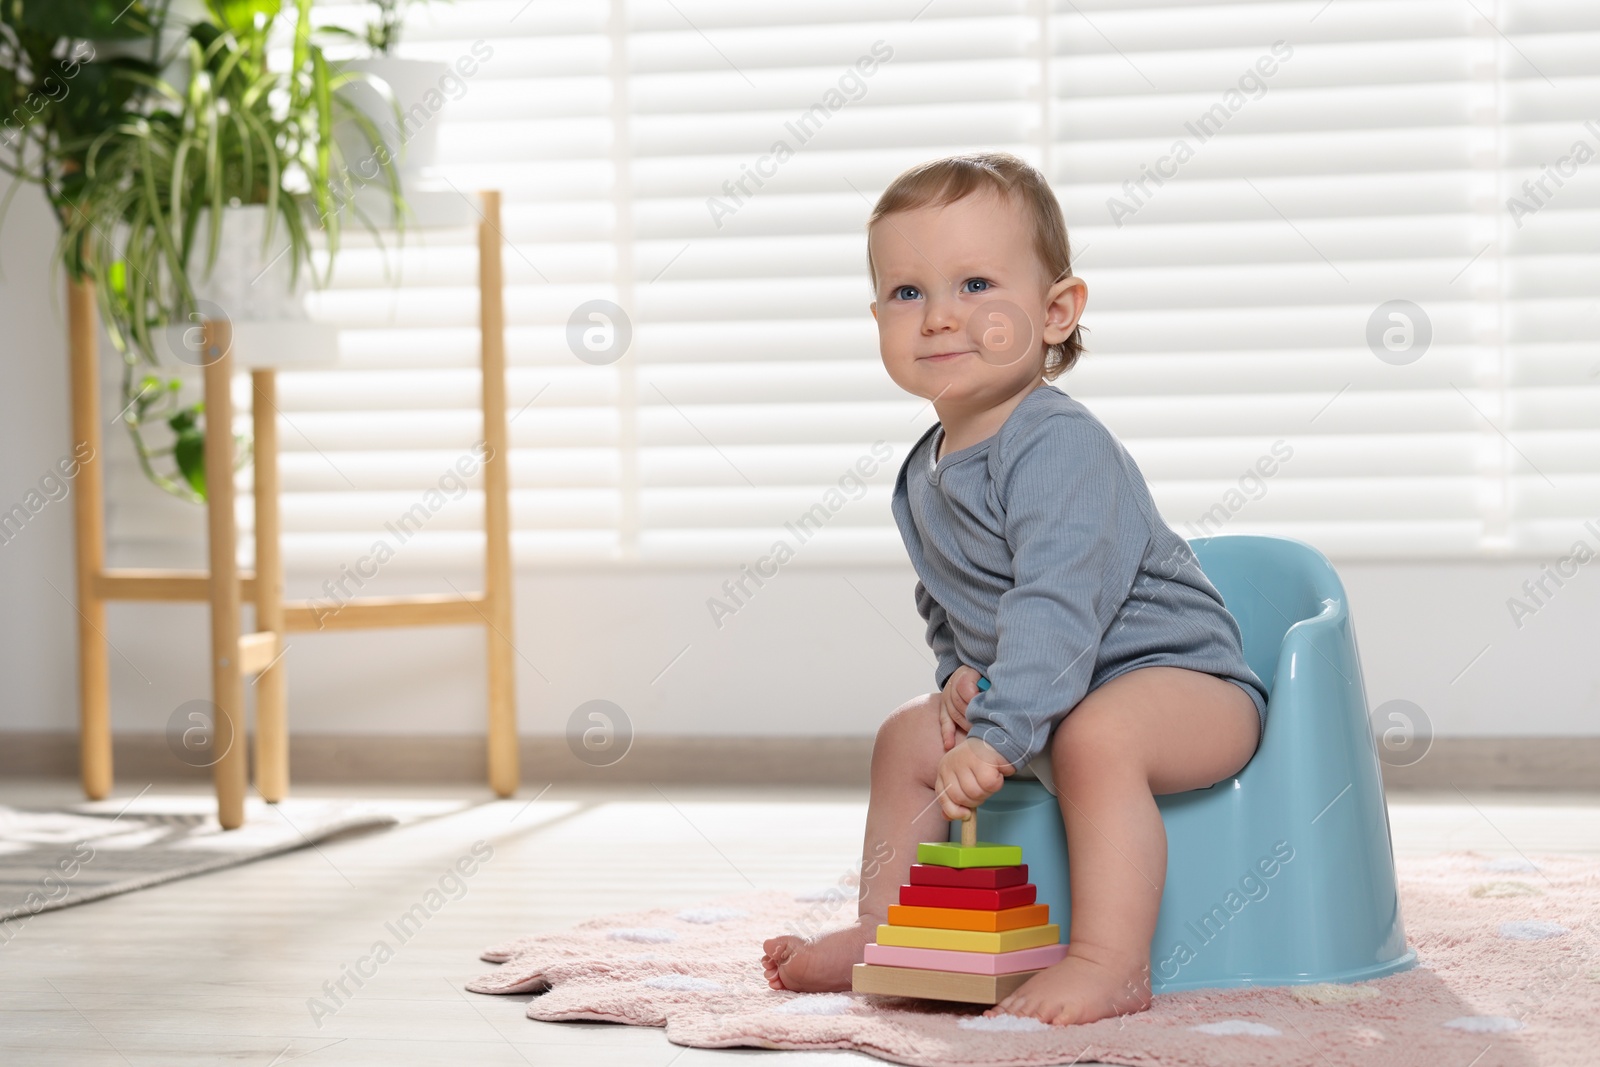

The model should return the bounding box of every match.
[1,733,1596,790]
[0,733,875,787]
[1375,737,1600,791]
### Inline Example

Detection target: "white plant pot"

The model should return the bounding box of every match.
[188,204,310,323]
[163,204,339,371]
[335,57,452,178]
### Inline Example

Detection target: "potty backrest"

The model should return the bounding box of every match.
[1187,535,1345,698]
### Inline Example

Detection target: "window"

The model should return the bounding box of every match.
[107,0,1599,570]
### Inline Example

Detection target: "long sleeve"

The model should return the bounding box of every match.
[963,413,1151,770]
[915,578,964,690]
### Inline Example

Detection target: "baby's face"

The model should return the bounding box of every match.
[869,189,1071,407]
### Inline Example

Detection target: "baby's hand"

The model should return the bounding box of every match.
[939,666,983,751]
[935,736,1012,822]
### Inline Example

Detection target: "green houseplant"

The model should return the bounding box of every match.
[324,0,447,57]
[2,0,403,501]
[0,1,166,227]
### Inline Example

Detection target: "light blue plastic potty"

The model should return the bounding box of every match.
[958,534,1416,993]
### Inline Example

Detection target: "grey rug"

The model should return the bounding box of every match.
[0,793,459,926]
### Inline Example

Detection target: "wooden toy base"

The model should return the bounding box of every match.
[864,941,1068,975]
[851,963,1041,1004]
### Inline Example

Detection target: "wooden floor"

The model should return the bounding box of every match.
[3,778,1598,1066]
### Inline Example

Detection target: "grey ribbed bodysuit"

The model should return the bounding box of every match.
[890,383,1269,772]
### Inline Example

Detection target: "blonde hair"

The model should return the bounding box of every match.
[867,151,1084,378]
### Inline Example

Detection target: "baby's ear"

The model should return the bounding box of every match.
[869,301,878,322]
[1042,275,1087,344]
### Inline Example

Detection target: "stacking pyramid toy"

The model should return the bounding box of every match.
[852,813,1066,1003]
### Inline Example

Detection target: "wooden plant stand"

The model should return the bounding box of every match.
[67,190,519,828]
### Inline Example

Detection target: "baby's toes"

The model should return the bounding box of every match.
[762,935,798,964]
[1007,998,1046,1023]
[985,996,1020,1019]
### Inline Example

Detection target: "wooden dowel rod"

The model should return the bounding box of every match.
[203,321,246,830]
[281,593,489,633]
[251,371,288,802]
[237,631,280,677]
[960,813,977,848]
[68,272,111,801]
[97,568,258,602]
[479,188,518,798]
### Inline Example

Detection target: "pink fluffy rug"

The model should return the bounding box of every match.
[467,852,1599,1066]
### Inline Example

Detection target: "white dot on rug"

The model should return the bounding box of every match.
[1348,1026,1387,1046]
[958,1014,1051,1032]
[1499,920,1569,941]
[1480,857,1538,873]
[607,928,679,943]
[644,975,723,992]
[1289,982,1382,1005]
[774,993,854,1015]
[675,906,748,924]
[1192,1019,1282,1037]
[1470,881,1541,899]
[1444,1015,1524,1033]
[793,887,848,903]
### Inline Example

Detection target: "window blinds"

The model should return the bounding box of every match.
[103,0,1599,570]
[1047,0,1599,561]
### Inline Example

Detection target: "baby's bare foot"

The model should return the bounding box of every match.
[985,942,1152,1027]
[761,920,876,992]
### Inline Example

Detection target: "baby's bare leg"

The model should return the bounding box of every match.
[762,691,949,992]
[990,666,1261,1025]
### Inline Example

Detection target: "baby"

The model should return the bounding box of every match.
[760,152,1269,1027]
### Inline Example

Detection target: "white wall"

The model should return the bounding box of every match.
[4,180,1598,742]
[4,560,1596,743]
[0,181,81,732]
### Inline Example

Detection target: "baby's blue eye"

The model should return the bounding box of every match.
[892,285,921,301]
[962,278,992,293]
